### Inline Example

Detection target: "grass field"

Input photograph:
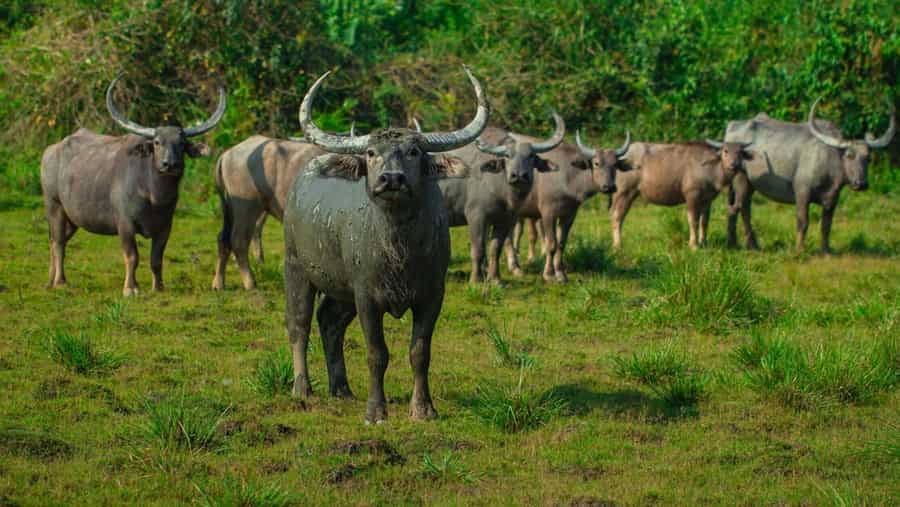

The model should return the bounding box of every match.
[1,175,898,506]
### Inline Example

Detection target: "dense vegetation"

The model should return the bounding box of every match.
[1,0,898,199]
[1,1,899,505]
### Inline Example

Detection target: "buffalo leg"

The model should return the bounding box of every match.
[409,295,443,421]
[150,223,171,291]
[212,206,233,291]
[285,250,315,398]
[730,173,758,249]
[46,202,74,288]
[356,296,389,424]
[525,219,539,262]
[686,193,702,250]
[231,215,257,290]
[487,220,513,284]
[119,229,140,297]
[504,221,523,276]
[317,295,356,398]
[253,213,267,264]
[794,191,811,253]
[541,215,558,282]
[553,212,577,282]
[820,201,837,255]
[726,185,738,248]
[611,190,638,249]
[699,201,711,247]
[468,215,486,284]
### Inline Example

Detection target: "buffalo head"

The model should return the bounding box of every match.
[808,97,896,191]
[705,139,753,185]
[474,111,565,189]
[106,75,226,176]
[575,129,632,194]
[299,66,486,208]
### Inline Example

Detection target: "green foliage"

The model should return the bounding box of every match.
[44,329,121,374]
[197,476,295,507]
[247,348,294,397]
[487,326,536,369]
[613,344,709,407]
[861,422,900,464]
[141,394,230,452]
[735,333,900,410]
[421,451,478,484]
[472,369,568,433]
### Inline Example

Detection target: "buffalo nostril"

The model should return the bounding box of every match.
[377,174,389,185]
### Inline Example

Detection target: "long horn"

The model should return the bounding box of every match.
[184,84,227,137]
[865,111,896,148]
[575,129,596,158]
[299,71,370,154]
[531,110,566,153]
[106,74,156,138]
[475,137,510,157]
[289,122,356,143]
[614,130,632,158]
[808,97,850,149]
[412,118,422,133]
[705,138,723,149]
[420,65,490,152]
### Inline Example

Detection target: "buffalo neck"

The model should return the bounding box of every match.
[565,165,600,203]
[146,165,183,207]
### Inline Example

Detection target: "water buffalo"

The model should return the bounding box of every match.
[504,130,631,282]
[283,66,487,423]
[211,137,325,290]
[41,76,226,296]
[603,140,751,249]
[435,112,564,284]
[725,99,895,252]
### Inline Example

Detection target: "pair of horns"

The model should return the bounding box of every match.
[808,97,895,149]
[475,111,566,157]
[299,66,489,154]
[576,129,631,159]
[106,74,226,139]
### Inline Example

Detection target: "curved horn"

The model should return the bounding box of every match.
[475,137,510,157]
[614,130,632,158]
[106,74,156,138]
[531,110,566,153]
[299,71,370,154]
[808,97,850,149]
[420,65,490,153]
[705,138,723,149]
[412,118,422,133]
[865,111,895,148]
[575,130,596,158]
[289,122,356,143]
[183,84,227,137]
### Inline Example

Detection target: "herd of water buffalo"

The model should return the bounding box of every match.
[39,67,895,422]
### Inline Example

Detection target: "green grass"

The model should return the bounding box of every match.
[44,329,121,375]
[197,476,295,507]
[247,348,294,397]
[1,179,899,505]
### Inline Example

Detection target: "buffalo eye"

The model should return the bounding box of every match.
[846,151,855,160]
[407,147,420,157]
[367,149,376,158]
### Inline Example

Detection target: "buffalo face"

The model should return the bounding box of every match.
[479,139,558,190]
[841,142,870,191]
[576,130,632,194]
[149,127,210,177]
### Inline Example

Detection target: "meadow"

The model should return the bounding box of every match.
[1,166,898,505]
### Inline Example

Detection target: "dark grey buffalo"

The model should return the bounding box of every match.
[283,66,487,423]
[41,76,226,296]
[505,130,631,282]
[725,99,895,252]
[437,112,564,284]
[604,139,750,249]
[212,137,325,290]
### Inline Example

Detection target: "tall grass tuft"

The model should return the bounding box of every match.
[735,333,900,410]
[647,252,760,331]
[142,394,230,453]
[248,348,294,397]
[45,329,121,375]
[197,476,295,507]
[487,326,536,369]
[860,422,900,464]
[92,301,127,326]
[421,451,478,484]
[613,344,710,407]
[472,368,567,433]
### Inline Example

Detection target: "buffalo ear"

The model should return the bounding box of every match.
[426,154,469,179]
[480,158,506,173]
[570,157,590,170]
[741,150,755,161]
[318,155,365,181]
[128,142,154,158]
[187,142,211,158]
[536,156,559,172]
[616,159,636,172]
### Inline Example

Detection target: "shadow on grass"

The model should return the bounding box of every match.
[843,233,899,258]
[545,384,700,423]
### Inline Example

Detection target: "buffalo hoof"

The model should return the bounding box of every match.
[542,273,555,283]
[510,266,525,277]
[47,280,67,289]
[292,376,313,398]
[365,400,388,425]
[211,278,224,291]
[409,400,438,421]
[554,272,568,283]
[468,274,483,285]
[331,383,354,399]
[122,287,139,297]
